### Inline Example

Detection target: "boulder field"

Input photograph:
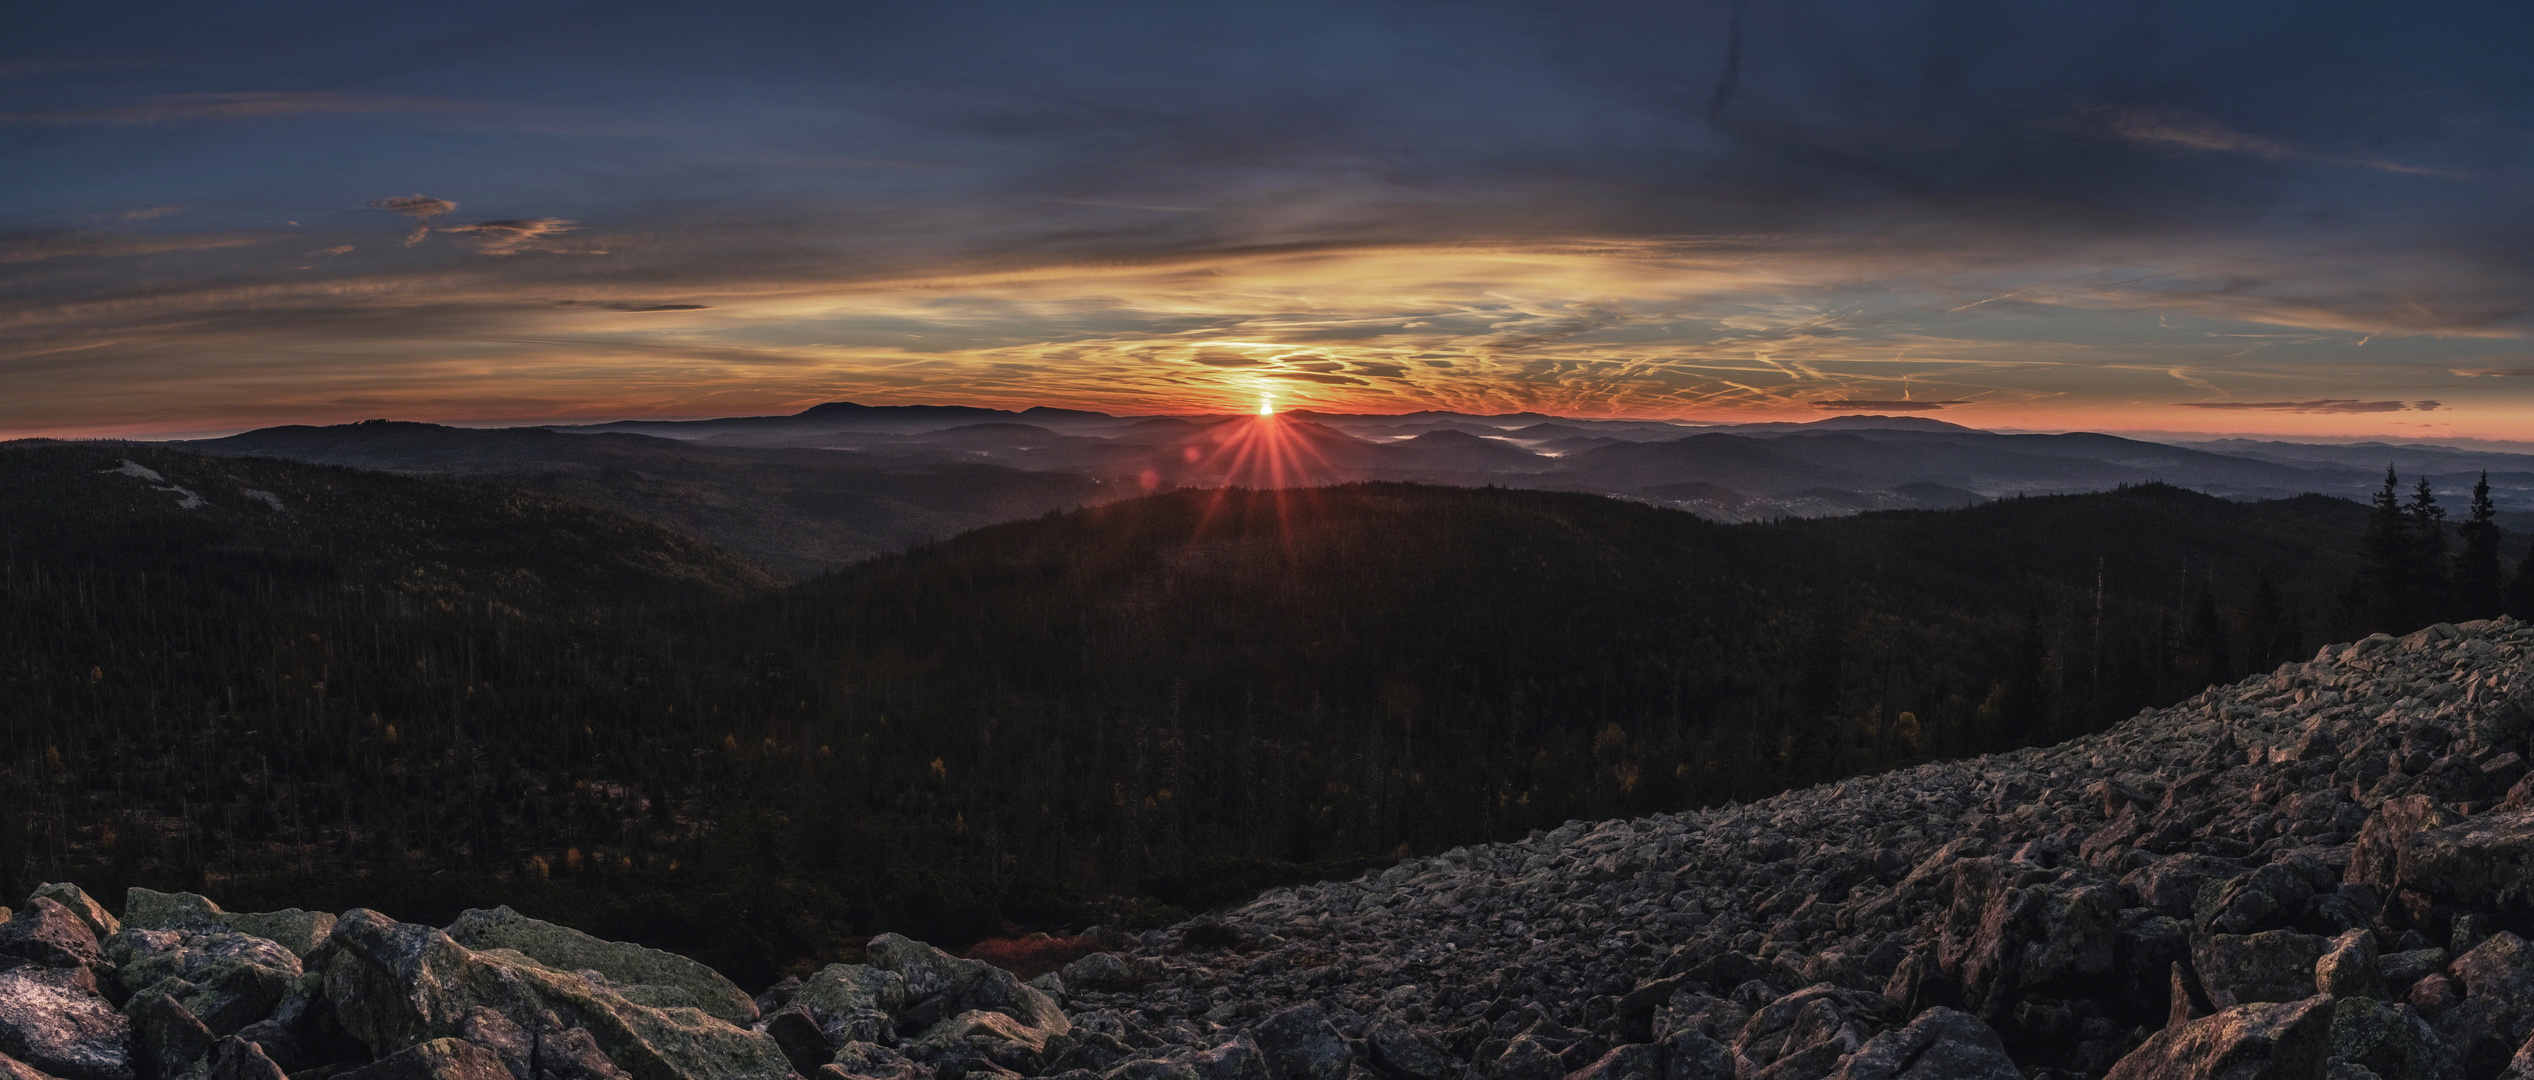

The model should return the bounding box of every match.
[9,618,2534,1080]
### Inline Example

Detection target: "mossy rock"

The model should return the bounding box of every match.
[444,906,755,1027]
[120,888,334,959]
[324,910,789,1080]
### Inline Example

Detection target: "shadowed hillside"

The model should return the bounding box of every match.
[0,448,2440,984]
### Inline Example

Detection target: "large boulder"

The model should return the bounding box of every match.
[0,900,104,976]
[1731,984,1886,1079]
[2391,810,2534,920]
[445,907,756,1027]
[2125,855,2245,921]
[27,888,118,945]
[2103,995,2332,1080]
[1058,954,1146,993]
[128,992,216,1080]
[905,1011,1064,1074]
[323,909,791,1080]
[2322,997,2452,1080]
[119,891,332,961]
[863,936,986,1006]
[2348,797,2464,895]
[104,929,300,1037]
[2431,932,2534,1076]
[2193,931,2330,1008]
[1824,1008,2018,1080]
[200,1036,289,1080]
[0,965,132,1080]
[1360,1016,1449,1080]
[2314,929,2381,1000]
[1563,1043,1660,1080]
[1252,1005,1349,1080]
[0,1050,60,1080]
[336,1036,513,1080]
[954,965,1068,1037]
[793,964,909,1021]
[1659,1030,1733,1080]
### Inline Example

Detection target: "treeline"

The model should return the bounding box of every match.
[2344,468,2534,633]
[3,443,2525,985]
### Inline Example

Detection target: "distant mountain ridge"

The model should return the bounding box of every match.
[167,405,2534,576]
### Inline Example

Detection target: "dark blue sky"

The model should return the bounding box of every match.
[7,0,2532,436]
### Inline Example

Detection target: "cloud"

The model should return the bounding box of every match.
[1,92,470,126]
[2174,400,2441,414]
[1189,350,1265,367]
[0,230,270,264]
[2079,106,2462,179]
[556,300,709,312]
[368,195,457,246]
[1810,399,1968,411]
[2085,107,2295,160]
[2452,367,2534,378]
[1263,370,1369,386]
[440,218,579,256]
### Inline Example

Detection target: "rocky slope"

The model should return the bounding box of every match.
[9,618,2534,1080]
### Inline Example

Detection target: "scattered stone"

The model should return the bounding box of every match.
[0,902,103,976]
[324,909,791,1080]
[2192,931,2330,1008]
[1,620,2529,1080]
[2101,996,2332,1080]
[1825,1007,2017,1080]
[445,907,757,1027]
[25,889,117,944]
[335,1036,512,1080]
[0,965,131,1080]
[0,1050,58,1080]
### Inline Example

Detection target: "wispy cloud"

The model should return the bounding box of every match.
[1810,399,1968,411]
[2080,106,2465,179]
[1,92,474,125]
[440,218,583,256]
[555,300,709,312]
[368,195,457,246]
[2175,400,2442,414]
[0,229,272,264]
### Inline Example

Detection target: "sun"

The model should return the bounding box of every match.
[1258,398,1275,416]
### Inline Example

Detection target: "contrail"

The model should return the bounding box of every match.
[1708,0,1745,121]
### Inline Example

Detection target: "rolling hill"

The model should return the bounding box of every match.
[7,441,2517,983]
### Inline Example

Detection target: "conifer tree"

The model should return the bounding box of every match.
[2510,532,2534,622]
[2241,569,2296,670]
[2410,476,2449,621]
[2177,575,2230,690]
[2352,467,2414,633]
[2455,471,2505,620]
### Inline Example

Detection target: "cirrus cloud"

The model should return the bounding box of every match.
[440,218,581,256]
[2176,400,2443,414]
[1810,399,1969,411]
[368,194,456,246]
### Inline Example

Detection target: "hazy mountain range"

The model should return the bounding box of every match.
[161,404,2534,578]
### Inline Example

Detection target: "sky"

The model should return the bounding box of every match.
[6,1,2534,440]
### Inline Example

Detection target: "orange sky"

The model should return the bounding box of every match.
[6,238,2529,442]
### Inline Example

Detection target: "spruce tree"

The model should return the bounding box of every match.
[2455,471,2505,620]
[2242,570,2295,670]
[2410,476,2449,623]
[2352,466,2414,633]
[2510,532,2534,621]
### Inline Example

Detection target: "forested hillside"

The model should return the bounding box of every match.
[1,443,2503,984]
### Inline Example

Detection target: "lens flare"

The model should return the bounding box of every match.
[1163,413,1358,551]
